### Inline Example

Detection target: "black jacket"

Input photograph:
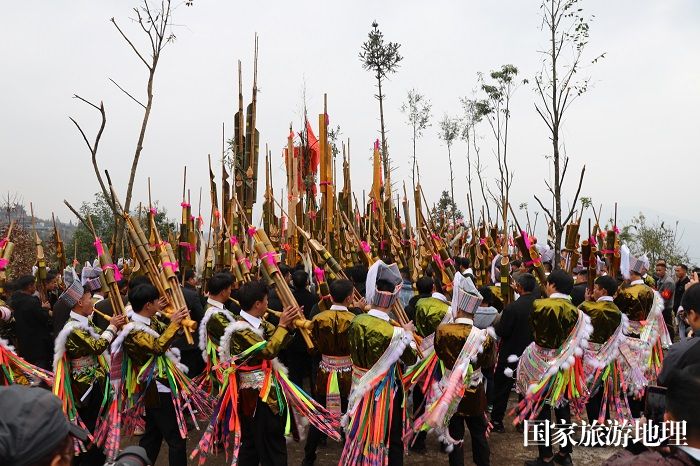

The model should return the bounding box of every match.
[91,294,129,331]
[658,333,700,386]
[169,285,206,376]
[10,291,53,370]
[494,291,539,365]
[674,276,691,312]
[286,286,318,353]
[571,282,588,307]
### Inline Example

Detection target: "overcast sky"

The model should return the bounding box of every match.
[1,0,698,261]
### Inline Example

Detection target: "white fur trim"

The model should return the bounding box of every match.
[111,321,183,371]
[53,320,104,373]
[507,354,520,363]
[198,307,236,359]
[111,321,159,353]
[0,337,17,353]
[218,320,265,361]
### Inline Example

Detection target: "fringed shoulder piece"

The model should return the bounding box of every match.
[344,326,411,426]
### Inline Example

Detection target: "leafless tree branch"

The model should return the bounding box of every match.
[108,77,146,108]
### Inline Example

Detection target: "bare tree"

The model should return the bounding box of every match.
[474,65,521,226]
[111,0,178,218]
[69,97,110,208]
[400,89,431,188]
[359,21,403,182]
[438,114,460,227]
[70,1,181,246]
[532,0,603,267]
[460,98,491,223]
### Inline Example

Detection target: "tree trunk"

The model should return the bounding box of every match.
[551,0,562,269]
[117,63,157,247]
[448,144,455,227]
[377,75,389,181]
[412,126,416,188]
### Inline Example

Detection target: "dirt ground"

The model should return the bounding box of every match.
[126,393,618,465]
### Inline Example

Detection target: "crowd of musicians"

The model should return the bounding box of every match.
[0,244,698,466]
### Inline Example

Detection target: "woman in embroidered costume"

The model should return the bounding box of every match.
[341,260,417,466]
[52,274,127,464]
[408,273,495,466]
[512,269,592,466]
[192,280,341,466]
[197,272,236,395]
[111,283,212,466]
[615,247,672,417]
[579,275,632,423]
[302,278,359,466]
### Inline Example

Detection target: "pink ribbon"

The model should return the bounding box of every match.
[0,239,7,249]
[521,230,532,250]
[262,252,277,266]
[247,227,257,237]
[178,242,195,260]
[0,258,8,270]
[432,253,445,270]
[230,236,238,246]
[589,236,597,247]
[614,226,620,234]
[93,238,105,256]
[314,267,325,283]
[180,202,191,208]
[431,234,440,241]
[163,261,179,273]
[479,238,487,246]
[360,241,371,253]
[104,263,122,281]
[150,208,157,215]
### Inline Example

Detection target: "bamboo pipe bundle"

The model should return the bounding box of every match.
[252,230,314,350]
[109,186,196,342]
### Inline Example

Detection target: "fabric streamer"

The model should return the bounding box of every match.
[512,310,592,423]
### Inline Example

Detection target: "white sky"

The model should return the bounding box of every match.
[1,0,698,261]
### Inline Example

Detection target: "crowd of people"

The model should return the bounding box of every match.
[0,251,699,466]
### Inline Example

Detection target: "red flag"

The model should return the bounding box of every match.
[306,119,320,174]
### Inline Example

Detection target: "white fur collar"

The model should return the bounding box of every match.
[53,319,103,373]
[110,321,187,373]
[198,306,236,355]
[111,321,159,353]
[218,320,265,361]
